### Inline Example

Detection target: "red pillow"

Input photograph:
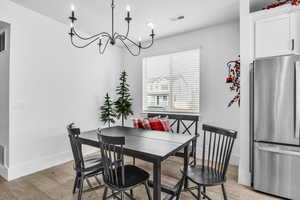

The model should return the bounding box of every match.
[149,118,165,131]
[132,118,144,129]
[142,118,152,129]
[159,118,171,132]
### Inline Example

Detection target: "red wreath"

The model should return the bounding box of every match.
[226,58,240,107]
[292,0,300,5]
[264,0,300,9]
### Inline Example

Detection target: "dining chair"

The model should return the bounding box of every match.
[147,113,199,166]
[177,124,237,200]
[97,133,152,200]
[67,123,104,200]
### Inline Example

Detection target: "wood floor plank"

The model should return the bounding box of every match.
[0,156,282,200]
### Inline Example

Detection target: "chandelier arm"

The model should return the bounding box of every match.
[119,39,141,56]
[71,36,100,48]
[113,32,119,40]
[116,34,140,48]
[72,28,111,41]
[114,22,130,40]
[139,37,154,49]
[99,38,110,54]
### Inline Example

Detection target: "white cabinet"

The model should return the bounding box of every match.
[254,10,300,59]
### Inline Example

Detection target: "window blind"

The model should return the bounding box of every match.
[143,49,200,113]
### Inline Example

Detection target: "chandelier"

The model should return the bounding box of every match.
[68,0,155,56]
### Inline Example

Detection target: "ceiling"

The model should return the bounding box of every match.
[10,0,240,41]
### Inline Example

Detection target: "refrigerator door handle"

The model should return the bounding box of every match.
[258,146,300,157]
[295,62,300,139]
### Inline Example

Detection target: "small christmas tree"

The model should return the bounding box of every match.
[115,71,133,126]
[100,93,116,127]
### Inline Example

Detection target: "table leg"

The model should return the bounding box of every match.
[184,144,189,189]
[153,160,161,200]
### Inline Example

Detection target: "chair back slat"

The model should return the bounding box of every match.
[67,123,85,170]
[146,113,199,136]
[202,130,206,167]
[217,135,226,172]
[214,134,221,170]
[207,131,212,168]
[98,134,125,187]
[211,132,216,168]
[200,124,237,178]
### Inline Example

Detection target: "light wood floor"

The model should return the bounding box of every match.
[0,156,282,200]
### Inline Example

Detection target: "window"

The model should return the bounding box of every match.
[143,49,200,113]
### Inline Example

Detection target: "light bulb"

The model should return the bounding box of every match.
[70,22,74,28]
[70,4,75,11]
[138,37,142,42]
[126,5,131,12]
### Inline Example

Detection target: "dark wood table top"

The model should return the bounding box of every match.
[80,126,196,162]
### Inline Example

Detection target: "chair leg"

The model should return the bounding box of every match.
[130,189,134,197]
[77,176,84,200]
[197,185,201,200]
[102,187,108,200]
[72,174,79,194]
[175,175,185,200]
[133,157,136,165]
[221,184,228,200]
[144,182,152,200]
[203,186,206,199]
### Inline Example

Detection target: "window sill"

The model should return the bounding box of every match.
[141,111,201,117]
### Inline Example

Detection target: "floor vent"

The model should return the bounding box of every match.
[0,145,5,166]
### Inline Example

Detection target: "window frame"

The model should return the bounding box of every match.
[142,48,201,115]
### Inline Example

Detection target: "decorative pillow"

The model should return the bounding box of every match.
[132,118,144,129]
[149,118,165,131]
[142,118,152,129]
[159,118,171,132]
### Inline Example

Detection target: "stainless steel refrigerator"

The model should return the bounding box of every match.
[251,55,300,199]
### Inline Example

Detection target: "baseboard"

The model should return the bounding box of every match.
[7,149,98,181]
[0,164,8,180]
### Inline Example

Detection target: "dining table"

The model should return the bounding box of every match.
[80,126,197,200]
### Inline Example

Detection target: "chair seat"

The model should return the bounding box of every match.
[107,165,150,188]
[181,165,226,186]
[175,144,193,157]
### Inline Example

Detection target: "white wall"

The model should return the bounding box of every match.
[0,0,123,180]
[239,0,252,186]
[0,23,10,178]
[123,21,240,165]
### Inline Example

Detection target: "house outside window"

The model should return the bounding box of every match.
[143,49,200,113]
